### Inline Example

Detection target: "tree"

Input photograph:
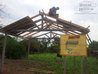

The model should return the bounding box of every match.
[38,38,50,53]
[88,40,98,51]
[87,40,98,57]
[48,36,60,53]
[20,39,39,54]
[0,35,5,55]
[0,35,27,59]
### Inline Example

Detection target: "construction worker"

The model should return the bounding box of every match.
[49,7,59,18]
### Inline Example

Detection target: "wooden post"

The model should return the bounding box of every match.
[26,39,30,64]
[74,56,76,66]
[41,14,43,29]
[64,56,66,74]
[38,42,40,59]
[0,34,7,74]
[70,56,71,60]
[84,57,87,74]
[81,56,83,74]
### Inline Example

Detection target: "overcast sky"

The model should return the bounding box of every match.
[0,0,98,41]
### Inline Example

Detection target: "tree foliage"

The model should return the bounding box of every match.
[88,40,98,51]
[48,37,60,53]
[0,35,61,59]
[20,39,39,54]
[0,35,27,59]
[87,40,98,57]
[6,37,26,59]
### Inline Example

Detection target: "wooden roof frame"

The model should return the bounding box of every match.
[0,11,90,73]
[0,11,90,39]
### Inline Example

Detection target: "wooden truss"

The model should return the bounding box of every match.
[0,11,90,74]
[0,11,90,39]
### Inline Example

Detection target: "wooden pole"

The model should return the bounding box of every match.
[64,56,66,74]
[41,14,43,29]
[38,42,40,59]
[0,34,7,74]
[26,39,30,64]
[74,56,76,66]
[81,56,83,74]
[70,56,71,60]
[84,57,87,74]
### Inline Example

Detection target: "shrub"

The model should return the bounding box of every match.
[5,36,26,59]
[88,40,98,57]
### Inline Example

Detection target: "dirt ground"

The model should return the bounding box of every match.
[0,60,54,74]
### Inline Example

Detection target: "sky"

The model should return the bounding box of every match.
[0,0,98,41]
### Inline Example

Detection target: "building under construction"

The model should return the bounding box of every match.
[0,11,90,74]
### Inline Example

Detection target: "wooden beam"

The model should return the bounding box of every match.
[42,12,90,34]
[30,14,40,19]
[50,25,66,34]
[21,23,44,37]
[42,12,89,32]
[46,21,81,35]
[25,32,39,38]
[71,31,81,35]
[50,24,76,35]
[17,22,42,36]
[25,23,48,38]
[42,12,58,20]
[57,18,88,31]
[32,32,50,38]
[53,23,65,29]
[52,23,81,35]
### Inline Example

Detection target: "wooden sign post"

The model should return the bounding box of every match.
[64,56,66,74]
[81,56,83,74]
[60,35,87,74]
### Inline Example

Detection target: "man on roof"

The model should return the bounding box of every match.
[49,7,59,18]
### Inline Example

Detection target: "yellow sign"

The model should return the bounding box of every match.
[60,35,87,56]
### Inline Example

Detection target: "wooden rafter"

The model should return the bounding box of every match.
[53,23,67,29]
[50,25,76,35]
[21,23,45,37]
[52,23,81,35]
[50,25,66,34]
[46,21,81,35]
[30,14,40,19]
[0,12,90,40]
[25,32,39,38]
[25,23,48,38]
[42,12,89,32]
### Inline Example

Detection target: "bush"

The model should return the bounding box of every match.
[6,44,26,59]
[88,41,98,51]
[88,40,98,57]
[48,44,60,53]
[5,36,27,59]
[0,35,5,55]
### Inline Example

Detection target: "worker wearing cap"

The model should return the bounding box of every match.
[49,7,59,18]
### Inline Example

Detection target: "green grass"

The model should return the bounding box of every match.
[28,53,98,74]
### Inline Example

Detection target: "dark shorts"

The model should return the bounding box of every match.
[49,9,54,16]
